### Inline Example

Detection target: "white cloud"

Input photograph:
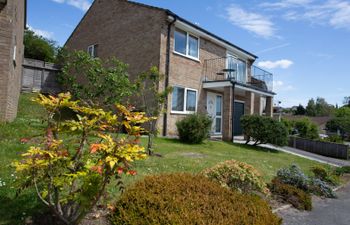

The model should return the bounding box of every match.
[27,25,54,39]
[51,0,91,11]
[258,59,294,69]
[226,5,276,38]
[261,0,350,30]
[273,80,295,92]
[255,43,290,54]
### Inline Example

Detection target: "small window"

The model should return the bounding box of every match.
[174,29,199,59]
[174,30,187,55]
[87,44,98,58]
[172,86,197,113]
[186,89,197,111]
[172,87,185,111]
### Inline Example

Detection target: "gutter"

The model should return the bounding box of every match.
[230,80,236,142]
[162,14,177,137]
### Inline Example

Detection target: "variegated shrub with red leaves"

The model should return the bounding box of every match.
[12,93,151,225]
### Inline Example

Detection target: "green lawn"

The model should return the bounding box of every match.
[0,93,328,224]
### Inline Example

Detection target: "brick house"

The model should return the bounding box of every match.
[0,0,26,122]
[65,0,275,141]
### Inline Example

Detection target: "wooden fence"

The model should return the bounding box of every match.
[289,136,349,160]
[21,58,61,93]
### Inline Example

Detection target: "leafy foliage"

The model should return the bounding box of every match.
[294,118,319,139]
[135,67,172,155]
[110,173,282,225]
[12,93,151,225]
[241,115,288,146]
[326,107,350,139]
[202,160,269,195]
[276,164,336,198]
[24,29,57,62]
[176,114,212,144]
[58,51,136,108]
[335,166,350,176]
[270,178,312,211]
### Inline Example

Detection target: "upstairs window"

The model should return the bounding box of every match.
[87,44,98,58]
[171,86,197,113]
[174,29,199,59]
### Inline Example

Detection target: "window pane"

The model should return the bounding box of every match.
[188,35,199,58]
[227,56,237,79]
[216,96,222,116]
[215,118,221,133]
[237,60,246,83]
[172,87,184,111]
[174,30,187,55]
[186,90,196,111]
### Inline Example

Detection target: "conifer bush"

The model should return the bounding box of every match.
[110,173,282,225]
[202,160,269,195]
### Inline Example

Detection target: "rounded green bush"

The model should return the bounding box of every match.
[110,173,282,225]
[202,160,269,195]
[176,114,212,144]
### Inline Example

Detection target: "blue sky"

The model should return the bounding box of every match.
[27,0,350,107]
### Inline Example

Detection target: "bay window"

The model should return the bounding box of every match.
[171,86,197,113]
[174,28,199,59]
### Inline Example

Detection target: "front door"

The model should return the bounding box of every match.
[234,102,245,136]
[207,92,223,135]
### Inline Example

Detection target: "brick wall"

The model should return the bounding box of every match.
[163,25,227,136]
[0,0,25,122]
[65,0,166,82]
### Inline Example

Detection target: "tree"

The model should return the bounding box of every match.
[294,104,306,115]
[24,29,57,62]
[306,99,316,116]
[315,97,334,116]
[135,67,172,155]
[326,107,350,139]
[13,93,151,225]
[343,97,350,107]
[58,51,136,108]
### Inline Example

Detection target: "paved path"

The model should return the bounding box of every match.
[233,138,350,167]
[278,182,350,225]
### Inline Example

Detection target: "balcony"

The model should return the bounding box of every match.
[203,56,273,92]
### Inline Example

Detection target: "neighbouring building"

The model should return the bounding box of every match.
[0,0,26,122]
[65,0,275,141]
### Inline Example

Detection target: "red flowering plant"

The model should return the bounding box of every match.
[12,93,151,225]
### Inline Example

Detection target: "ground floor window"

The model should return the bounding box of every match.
[171,86,197,113]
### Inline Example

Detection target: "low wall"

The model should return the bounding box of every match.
[289,136,349,160]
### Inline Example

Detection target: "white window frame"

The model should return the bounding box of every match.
[171,86,198,114]
[174,28,200,61]
[87,44,96,58]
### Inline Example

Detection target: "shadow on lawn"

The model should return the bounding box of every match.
[231,142,280,154]
[0,191,44,224]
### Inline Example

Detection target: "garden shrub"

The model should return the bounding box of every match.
[309,178,336,198]
[276,164,336,198]
[202,160,269,195]
[335,166,350,176]
[311,165,340,186]
[241,115,288,146]
[176,114,212,144]
[270,178,312,211]
[276,164,309,191]
[110,173,282,225]
[12,93,151,225]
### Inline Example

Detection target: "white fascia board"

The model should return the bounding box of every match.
[203,81,232,89]
[235,84,275,97]
[174,20,256,61]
